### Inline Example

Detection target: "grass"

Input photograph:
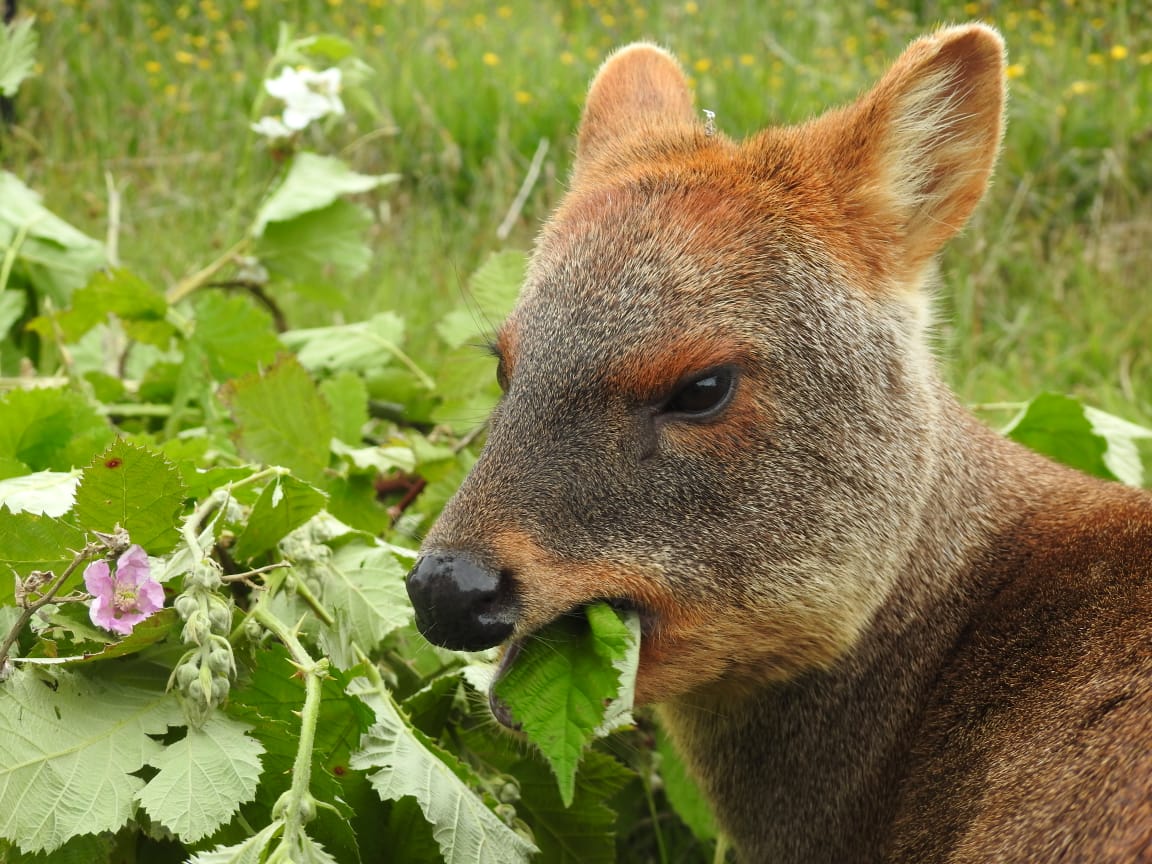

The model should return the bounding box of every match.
[4,0,1151,431]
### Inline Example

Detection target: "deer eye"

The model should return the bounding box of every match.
[663,367,736,418]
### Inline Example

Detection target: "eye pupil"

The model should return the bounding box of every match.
[666,369,734,416]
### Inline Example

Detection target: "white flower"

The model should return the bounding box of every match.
[263,66,345,131]
[251,115,294,140]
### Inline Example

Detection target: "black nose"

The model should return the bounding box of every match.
[405,553,518,651]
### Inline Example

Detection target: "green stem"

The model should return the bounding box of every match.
[181,466,288,555]
[166,237,251,305]
[0,219,33,293]
[643,768,670,864]
[0,543,101,669]
[713,833,730,864]
[252,603,327,853]
[289,575,336,628]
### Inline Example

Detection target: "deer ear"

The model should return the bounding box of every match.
[576,43,699,171]
[817,24,1007,278]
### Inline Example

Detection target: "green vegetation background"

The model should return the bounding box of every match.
[7,0,1150,421]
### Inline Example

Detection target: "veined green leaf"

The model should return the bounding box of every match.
[0,172,106,306]
[253,152,398,234]
[221,356,332,483]
[136,714,265,843]
[320,371,369,445]
[348,677,538,864]
[435,250,525,350]
[0,832,114,864]
[310,543,414,669]
[257,199,376,285]
[492,603,640,806]
[1083,404,1152,487]
[73,440,187,554]
[462,723,635,864]
[16,608,179,666]
[0,512,86,601]
[281,312,412,376]
[0,16,37,97]
[1002,392,1151,485]
[0,669,183,854]
[233,475,328,561]
[186,821,282,864]
[0,386,115,473]
[46,268,174,347]
[656,725,718,842]
[191,292,281,381]
[0,469,78,517]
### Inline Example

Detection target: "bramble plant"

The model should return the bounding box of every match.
[1,10,1151,864]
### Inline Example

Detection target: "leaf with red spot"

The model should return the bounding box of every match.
[74,440,187,554]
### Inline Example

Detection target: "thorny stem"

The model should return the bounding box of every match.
[0,542,102,669]
[166,237,252,305]
[181,466,288,554]
[251,603,328,856]
[287,574,336,627]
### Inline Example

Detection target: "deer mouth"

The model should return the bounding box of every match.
[488,597,645,730]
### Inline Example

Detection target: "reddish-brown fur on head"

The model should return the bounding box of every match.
[411,24,1152,862]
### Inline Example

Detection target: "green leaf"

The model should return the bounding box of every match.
[656,725,717,841]
[253,152,398,234]
[186,821,282,864]
[310,543,414,669]
[50,268,174,347]
[227,644,372,782]
[435,250,526,349]
[430,344,501,431]
[320,371,369,444]
[73,440,186,554]
[224,645,371,862]
[1083,405,1152,487]
[233,475,328,561]
[19,608,179,667]
[348,677,538,864]
[0,289,26,335]
[0,469,78,516]
[492,603,640,806]
[281,312,410,376]
[323,473,390,536]
[191,292,281,381]
[0,16,37,96]
[0,386,115,472]
[0,832,115,864]
[0,172,106,305]
[136,714,265,843]
[257,199,376,285]
[1003,393,1121,483]
[463,723,635,864]
[0,668,183,854]
[221,356,332,483]
[0,512,86,600]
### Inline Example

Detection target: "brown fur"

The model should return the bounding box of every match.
[419,24,1152,862]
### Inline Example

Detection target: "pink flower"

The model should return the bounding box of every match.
[84,545,165,636]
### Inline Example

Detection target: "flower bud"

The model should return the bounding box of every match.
[211,676,230,705]
[176,661,200,690]
[496,778,520,804]
[207,598,233,634]
[208,643,235,677]
[495,803,517,826]
[174,594,199,621]
[181,611,211,645]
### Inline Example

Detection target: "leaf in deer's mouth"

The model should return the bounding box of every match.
[489,602,641,806]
